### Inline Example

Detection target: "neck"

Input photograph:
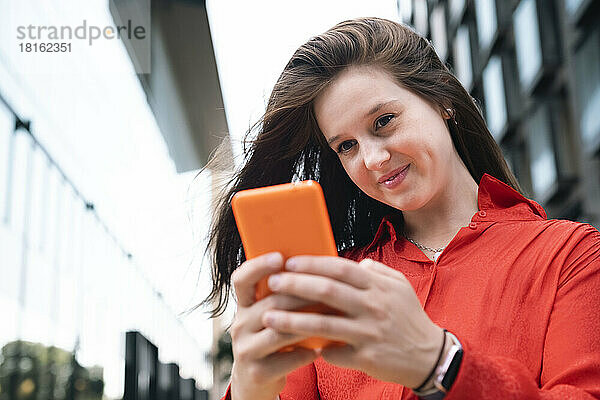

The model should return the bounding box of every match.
[402,167,479,249]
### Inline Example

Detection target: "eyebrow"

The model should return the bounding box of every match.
[326,100,398,146]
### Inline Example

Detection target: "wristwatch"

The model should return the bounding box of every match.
[413,331,463,399]
[433,331,463,392]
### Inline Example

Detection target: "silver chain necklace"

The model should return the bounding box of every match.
[405,237,445,253]
[405,237,445,261]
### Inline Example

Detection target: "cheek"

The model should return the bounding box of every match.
[339,158,361,181]
[340,158,372,189]
[426,128,455,170]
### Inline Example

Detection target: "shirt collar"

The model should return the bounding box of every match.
[364,173,546,253]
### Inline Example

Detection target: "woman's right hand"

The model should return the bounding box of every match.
[229,252,321,400]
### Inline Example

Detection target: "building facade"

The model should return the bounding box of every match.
[0,93,210,399]
[399,0,600,226]
[0,1,216,399]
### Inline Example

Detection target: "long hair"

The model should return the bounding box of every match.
[198,17,521,318]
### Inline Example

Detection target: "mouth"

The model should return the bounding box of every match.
[378,164,411,184]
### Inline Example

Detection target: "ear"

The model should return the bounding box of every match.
[440,106,455,120]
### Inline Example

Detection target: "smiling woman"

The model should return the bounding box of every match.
[313,66,480,234]
[199,17,600,400]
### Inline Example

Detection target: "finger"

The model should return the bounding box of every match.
[262,310,365,345]
[359,258,407,281]
[238,327,314,360]
[284,256,371,289]
[232,252,284,307]
[267,272,363,315]
[252,346,320,382]
[245,294,319,332]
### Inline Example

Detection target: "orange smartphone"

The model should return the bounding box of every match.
[231,180,344,350]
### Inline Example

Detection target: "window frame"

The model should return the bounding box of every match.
[572,25,600,155]
[0,101,16,225]
[430,2,449,61]
[482,54,508,141]
[525,97,577,204]
[474,0,499,54]
[565,0,598,27]
[413,0,430,37]
[453,22,475,91]
[512,0,560,95]
[448,0,467,30]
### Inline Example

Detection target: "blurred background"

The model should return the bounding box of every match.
[0,0,598,399]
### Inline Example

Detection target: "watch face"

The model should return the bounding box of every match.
[440,347,463,390]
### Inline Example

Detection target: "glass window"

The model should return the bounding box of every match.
[527,104,557,199]
[43,166,61,263]
[23,234,54,326]
[0,224,21,301]
[453,25,473,90]
[27,145,48,252]
[430,4,448,61]
[101,244,125,397]
[20,148,55,346]
[483,55,508,141]
[9,129,33,234]
[513,0,542,90]
[398,0,413,25]
[79,218,107,369]
[414,0,429,36]
[56,196,84,351]
[502,142,525,184]
[573,28,600,150]
[474,0,498,50]
[0,118,19,308]
[0,103,13,222]
[56,181,75,284]
[449,0,466,23]
[565,0,585,15]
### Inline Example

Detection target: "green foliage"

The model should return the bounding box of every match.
[0,340,104,400]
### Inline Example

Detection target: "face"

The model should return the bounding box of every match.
[314,65,461,212]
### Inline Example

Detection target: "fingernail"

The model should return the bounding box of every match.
[286,258,297,271]
[267,253,281,265]
[268,274,281,290]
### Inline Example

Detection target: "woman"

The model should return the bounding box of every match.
[202,18,600,399]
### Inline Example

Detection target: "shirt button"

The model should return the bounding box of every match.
[469,222,477,230]
[478,210,487,218]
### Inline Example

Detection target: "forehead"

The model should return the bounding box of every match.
[314,66,414,135]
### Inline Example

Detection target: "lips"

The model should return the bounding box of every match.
[378,164,410,184]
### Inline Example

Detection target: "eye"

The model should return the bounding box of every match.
[336,140,356,154]
[375,114,394,130]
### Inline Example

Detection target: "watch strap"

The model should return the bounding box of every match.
[418,391,446,400]
[433,331,463,393]
[414,331,463,399]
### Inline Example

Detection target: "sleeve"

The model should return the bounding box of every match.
[444,226,600,400]
[219,363,319,400]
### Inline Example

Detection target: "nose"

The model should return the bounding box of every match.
[361,139,390,171]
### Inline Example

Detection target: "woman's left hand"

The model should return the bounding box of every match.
[262,256,444,388]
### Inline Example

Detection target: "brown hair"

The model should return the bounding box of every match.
[197,17,521,318]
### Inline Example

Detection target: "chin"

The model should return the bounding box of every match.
[384,192,425,212]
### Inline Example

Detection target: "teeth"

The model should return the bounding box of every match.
[386,173,399,182]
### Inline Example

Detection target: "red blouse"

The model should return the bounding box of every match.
[222,174,600,399]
